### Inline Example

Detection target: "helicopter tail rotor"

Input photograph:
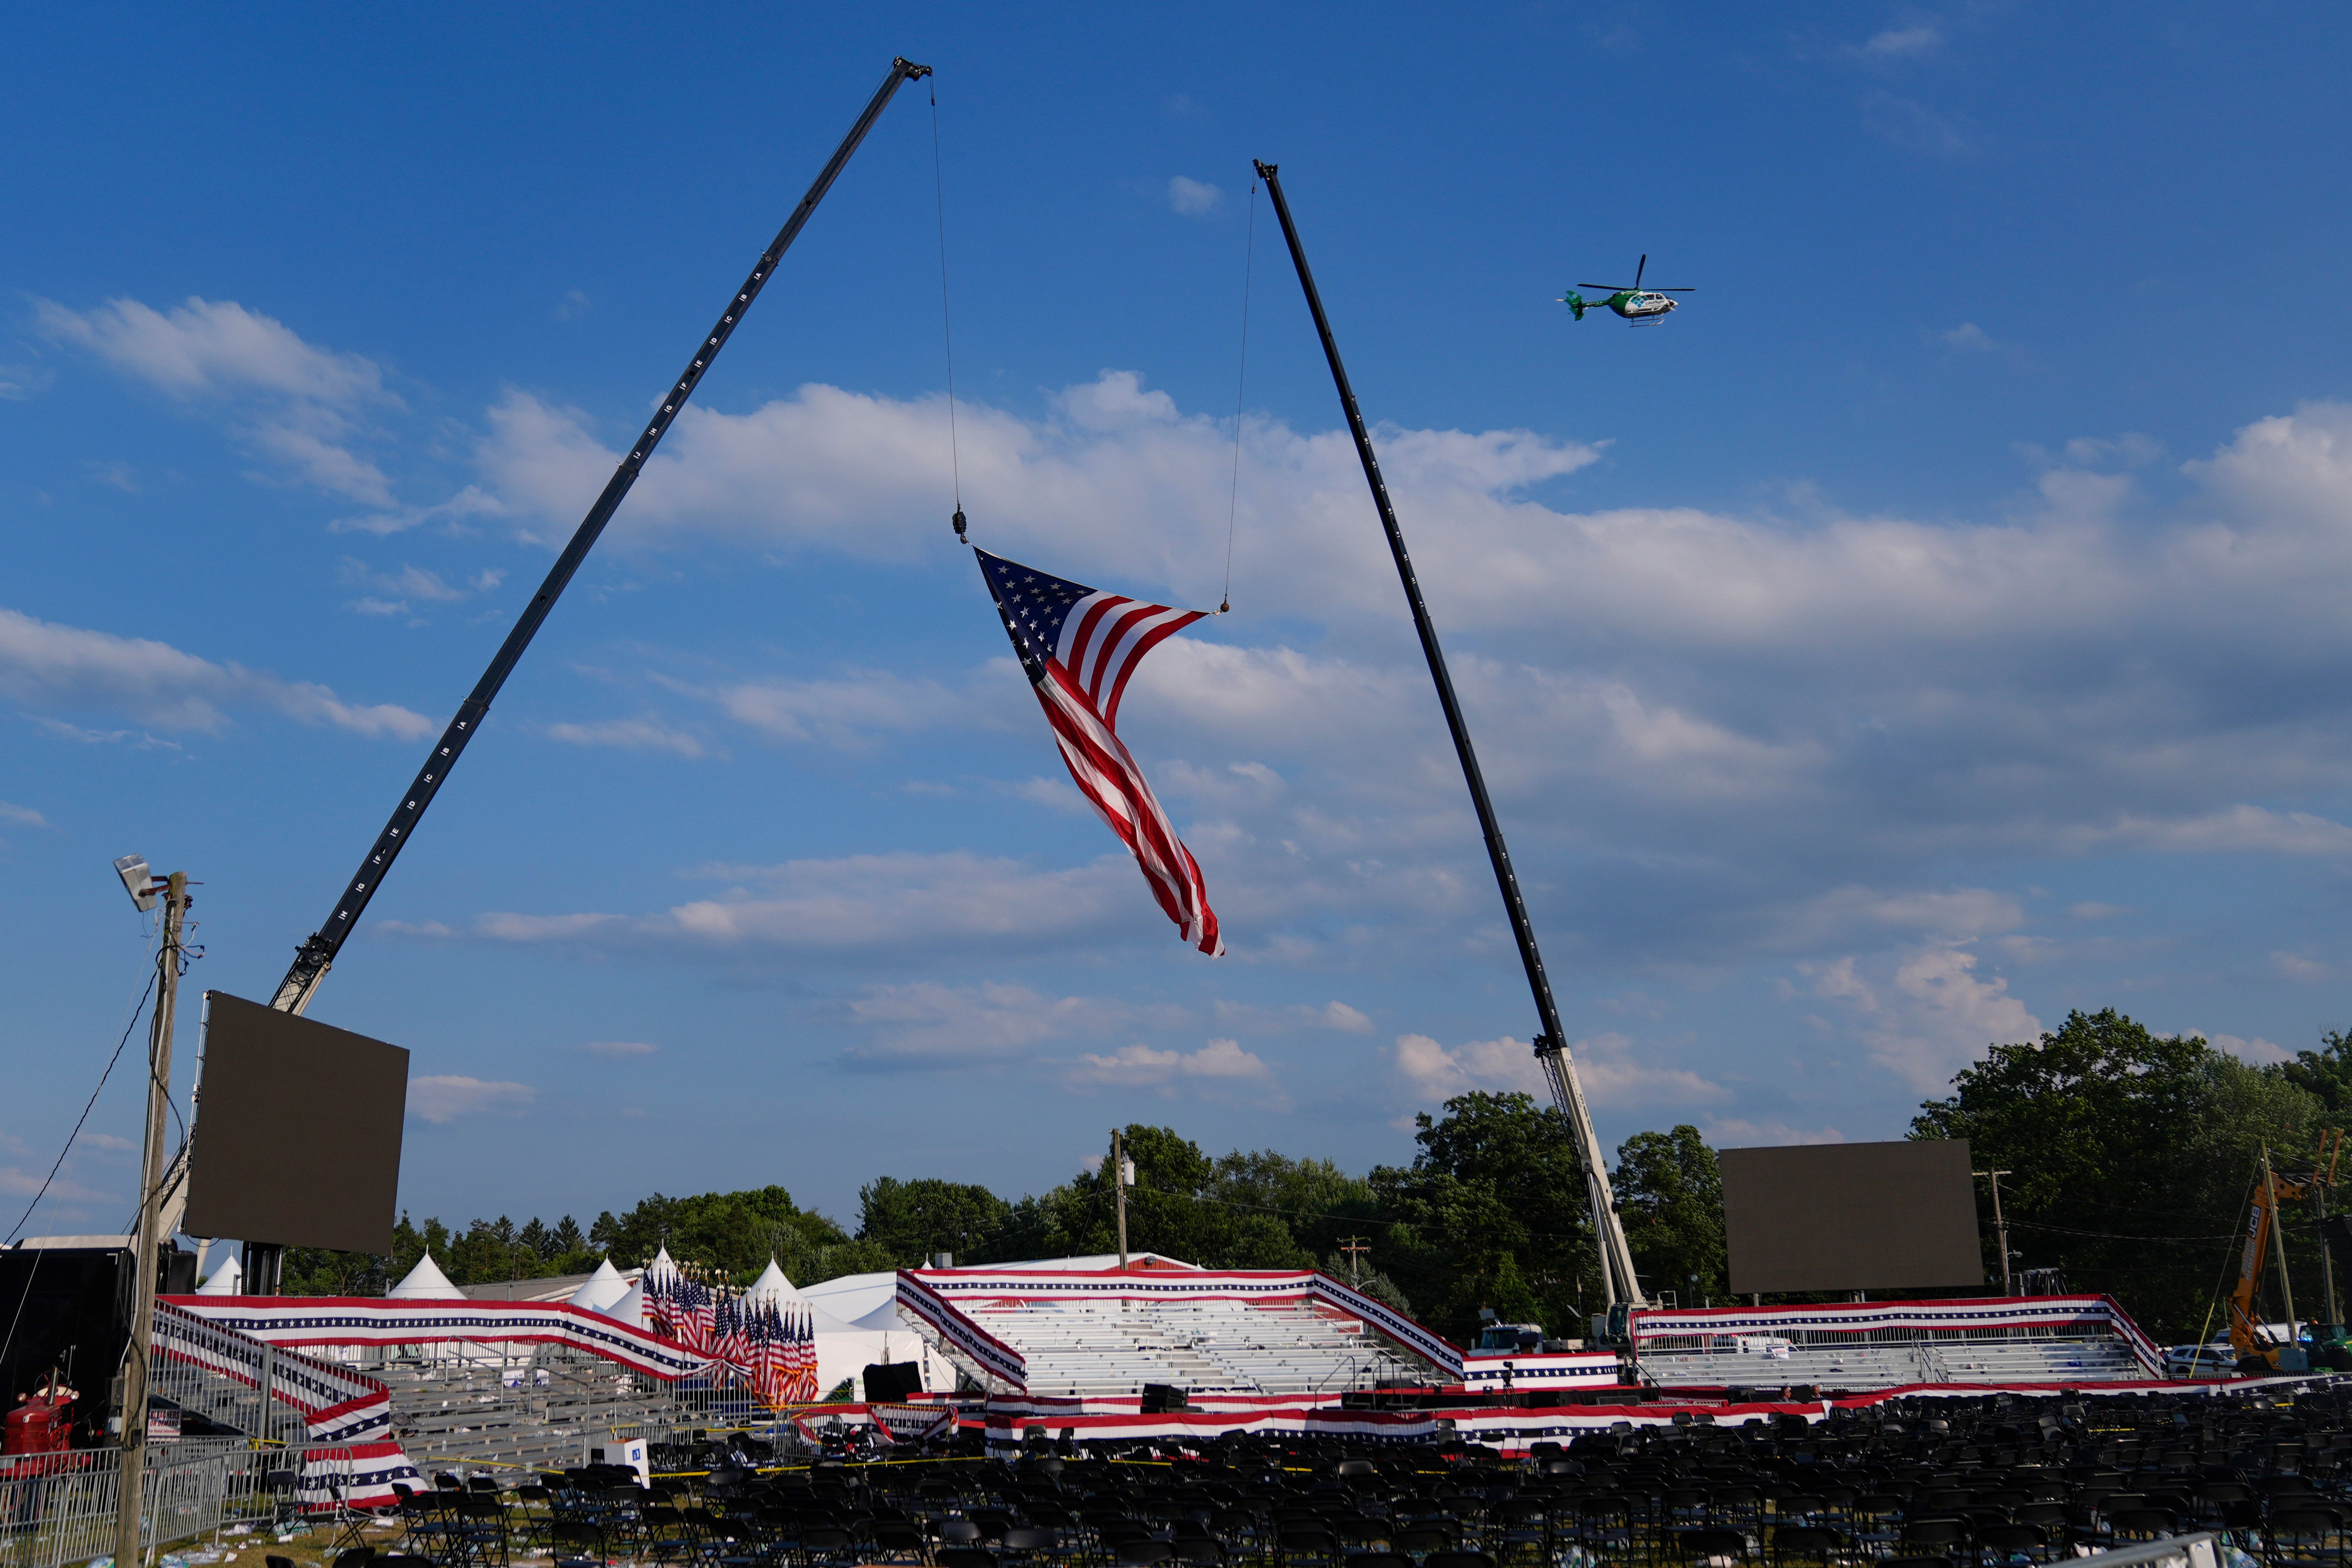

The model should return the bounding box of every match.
[1559,291,1588,320]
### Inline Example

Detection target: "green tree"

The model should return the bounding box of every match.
[857,1177,1013,1268]
[1369,1092,1599,1343]
[2280,1029,2352,1120]
[1912,1007,2323,1338]
[1612,1125,1726,1305]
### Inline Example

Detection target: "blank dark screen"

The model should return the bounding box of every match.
[184,991,408,1255]
[1719,1139,1983,1295]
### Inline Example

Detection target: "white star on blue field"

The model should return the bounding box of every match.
[4,3,2351,1236]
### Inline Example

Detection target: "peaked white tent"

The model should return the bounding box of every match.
[567,1258,629,1311]
[389,1253,463,1299]
[196,1251,242,1295]
[740,1258,802,1309]
[598,1276,646,1330]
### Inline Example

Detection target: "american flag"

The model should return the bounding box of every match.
[975,549,1223,956]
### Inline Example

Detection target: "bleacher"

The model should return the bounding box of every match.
[1638,1331,2152,1390]
[952,1288,1443,1399]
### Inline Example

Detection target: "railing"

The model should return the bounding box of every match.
[0,1440,373,1568]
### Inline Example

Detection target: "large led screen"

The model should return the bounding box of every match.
[183,991,408,1255]
[1720,1139,1983,1295]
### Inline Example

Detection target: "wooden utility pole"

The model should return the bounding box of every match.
[1112,1128,1129,1271]
[2266,1146,2299,1330]
[1974,1169,2014,1295]
[117,870,189,1568]
[1338,1236,1371,1287]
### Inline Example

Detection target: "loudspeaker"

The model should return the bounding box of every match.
[861,1361,922,1403]
[1140,1382,1189,1414]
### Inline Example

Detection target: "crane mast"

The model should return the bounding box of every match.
[158,57,932,1265]
[1253,160,1644,1308]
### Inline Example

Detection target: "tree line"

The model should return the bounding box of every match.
[272,1007,2352,1347]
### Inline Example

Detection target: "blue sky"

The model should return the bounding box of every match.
[7,3,2352,1251]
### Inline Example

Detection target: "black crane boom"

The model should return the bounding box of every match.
[270,57,932,1016]
[1251,160,1645,1306]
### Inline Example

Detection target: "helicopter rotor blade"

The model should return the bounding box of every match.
[1635,254,1647,290]
[1577,284,1632,291]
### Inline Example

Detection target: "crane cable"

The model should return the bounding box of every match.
[930,79,966,543]
[1220,181,1258,615]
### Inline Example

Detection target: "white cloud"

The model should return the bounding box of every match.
[407,1076,535,1123]
[1854,23,1943,59]
[2207,1032,2292,1065]
[544,715,706,758]
[1064,1038,1282,1103]
[454,852,1167,961]
[1393,1030,1720,1108]
[0,363,53,400]
[1166,176,1223,217]
[1805,945,2040,1092]
[337,559,469,603]
[1318,1001,1374,1034]
[0,1167,114,1202]
[2186,401,2352,531]
[2091,807,2352,856]
[2067,902,2123,920]
[0,606,430,737]
[1936,322,1996,352]
[1702,1119,1847,1147]
[1860,92,1973,156]
[843,981,1177,1066]
[708,667,993,747]
[0,802,48,827]
[2271,952,2327,982]
[36,295,400,504]
[578,1040,659,1058]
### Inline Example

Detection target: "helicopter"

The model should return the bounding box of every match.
[1560,254,1692,322]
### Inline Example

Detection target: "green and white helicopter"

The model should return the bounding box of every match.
[1560,254,1692,322]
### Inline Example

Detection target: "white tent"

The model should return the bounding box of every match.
[196,1251,242,1295]
[740,1257,801,1309]
[567,1258,628,1311]
[389,1253,463,1299]
[598,1276,646,1330]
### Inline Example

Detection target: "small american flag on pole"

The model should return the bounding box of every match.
[975,549,1223,957]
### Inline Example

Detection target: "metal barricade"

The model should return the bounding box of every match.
[0,1442,393,1568]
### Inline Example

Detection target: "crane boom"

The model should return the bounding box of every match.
[268,57,931,1019]
[1252,160,1644,1307]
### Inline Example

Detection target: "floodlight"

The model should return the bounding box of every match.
[114,854,157,912]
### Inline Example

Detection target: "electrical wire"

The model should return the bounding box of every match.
[929,79,963,526]
[4,932,162,1247]
[0,922,167,1373]
[1219,181,1258,614]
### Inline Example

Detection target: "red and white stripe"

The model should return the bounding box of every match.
[1055,593,1208,729]
[1035,654,1222,957]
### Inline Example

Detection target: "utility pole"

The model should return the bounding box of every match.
[1112,1128,1130,1271]
[2266,1145,2299,1330]
[117,868,190,1568]
[1974,1169,2013,1296]
[2315,1129,2344,1328]
[1252,160,1643,1306]
[1338,1237,1370,1288]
